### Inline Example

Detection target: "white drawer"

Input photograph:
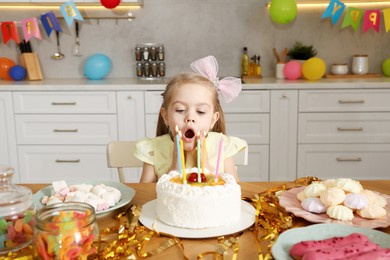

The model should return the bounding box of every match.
[15,115,118,144]
[299,89,390,112]
[17,145,117,183]
[13,92,116,114]
[297,144,390,180]
[298,112,390,144]
[145,90,270,114]
[221,90,270,113]
[225,113,269,144]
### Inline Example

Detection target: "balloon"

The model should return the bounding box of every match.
[283,61,302,80]
[9,65,27,81]
[382,58,390,77]
[84,54,112,80]
[269,0,297,24]
[0,57,16,80]
[302,57,326,81]
[100,0,120,9]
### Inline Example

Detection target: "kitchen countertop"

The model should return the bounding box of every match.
[1,77,390,91]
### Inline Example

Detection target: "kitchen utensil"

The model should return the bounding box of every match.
[52,30,64,60]
[73,21,82,56]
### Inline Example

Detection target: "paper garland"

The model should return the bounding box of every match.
[322,0,390,33]
[0,1,83,44]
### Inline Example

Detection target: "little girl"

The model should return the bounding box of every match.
[134,56,247,183]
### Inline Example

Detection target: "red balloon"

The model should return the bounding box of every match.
[100,0,121,9]
[0,57,16,80]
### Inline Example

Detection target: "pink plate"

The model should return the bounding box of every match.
[279,187,390,229]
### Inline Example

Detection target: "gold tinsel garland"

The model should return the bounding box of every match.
[1,177,321,260]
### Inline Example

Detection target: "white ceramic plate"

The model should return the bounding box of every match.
[139,200,256,238]
[279,187,390,229]
[33,180,135,216]
[272,223,390,260]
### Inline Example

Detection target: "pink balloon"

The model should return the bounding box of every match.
[283,61,302,80]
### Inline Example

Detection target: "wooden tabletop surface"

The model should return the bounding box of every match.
[22,180,390,259]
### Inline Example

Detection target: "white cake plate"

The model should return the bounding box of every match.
[139,200,256,238]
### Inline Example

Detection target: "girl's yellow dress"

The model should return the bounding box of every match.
[134,132,247,179]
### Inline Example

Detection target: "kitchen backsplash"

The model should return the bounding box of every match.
[0,0,389,79]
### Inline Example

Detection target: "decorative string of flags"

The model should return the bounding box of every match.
[0,1,83,44]
[322,0,390,32]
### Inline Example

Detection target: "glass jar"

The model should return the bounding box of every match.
[352,55,369,75]
[33,202,99,259]
[0,166,35,254]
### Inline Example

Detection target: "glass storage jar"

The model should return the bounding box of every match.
[33,202,99,259]
[0,166,35,254]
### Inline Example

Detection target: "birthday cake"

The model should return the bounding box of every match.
[156,168,242,229]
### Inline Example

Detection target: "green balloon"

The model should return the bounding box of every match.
[382,58,390,77]
[269,0,297,24]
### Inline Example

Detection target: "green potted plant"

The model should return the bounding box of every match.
[287,41,317,61]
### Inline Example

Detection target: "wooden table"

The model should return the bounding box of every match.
[23,180,390,259]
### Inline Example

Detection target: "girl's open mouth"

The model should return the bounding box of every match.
[184,129,195,139]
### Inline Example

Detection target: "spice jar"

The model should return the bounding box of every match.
[33,202,99,259]
[0,166,35,254]
[158,46,165,61]
[144,62,151,77]
[150,46,157,61]
[142,47,149,61]
[158,62,166,77]
[136,62,143,77]
[135,46,142,61]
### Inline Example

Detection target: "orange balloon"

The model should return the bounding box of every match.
[0,57,16,80]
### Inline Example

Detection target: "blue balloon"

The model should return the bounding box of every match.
[9,65,27,81]
[83,54,112,80]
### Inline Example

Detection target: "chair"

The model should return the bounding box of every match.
[106,141,143,183]
[233,146,248,166]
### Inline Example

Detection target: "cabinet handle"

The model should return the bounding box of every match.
[336,157,362,162]
[55,159,81,163]
[53,129,79,132]
[51,102,77,105]
[337,127,363,131]
[338,99,365,104]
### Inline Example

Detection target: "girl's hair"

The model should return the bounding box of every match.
[156,72,226,136]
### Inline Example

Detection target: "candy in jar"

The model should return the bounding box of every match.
[0,166,35,254]
[33,202,99,260]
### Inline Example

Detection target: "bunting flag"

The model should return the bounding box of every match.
[60,1,84,27]
[384,8,390,32]
[341,7,363,31]
[1,22,20,44]
[21,17,42,42]
[321,0,345,25]
[40,12,62,37]
[363,10,381,32]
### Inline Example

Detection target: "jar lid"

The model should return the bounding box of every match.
[353,54,368,57]
[332,63,347,66]
[0,166,32,217]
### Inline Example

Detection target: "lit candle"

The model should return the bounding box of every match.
[179,130,186,184]
[197,131,201,183]
[175,125,182,178]
[215,133,223,182]
[202,131,206,174]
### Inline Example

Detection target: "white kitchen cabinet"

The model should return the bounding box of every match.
[0,92,19,180]
[13,91,118,183]
[297,89,390,180]
[269,90,298,181]
[116,91,145,183]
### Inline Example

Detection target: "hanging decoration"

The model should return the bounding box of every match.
[269,0,297,24]
[1,22,20,44]
[60,1,84,27]
[0,1,83,45]
[100,0,121,9]
[322,0,390,33]
[21,18,42,42]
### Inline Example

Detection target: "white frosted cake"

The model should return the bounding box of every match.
[156,168,242,229]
